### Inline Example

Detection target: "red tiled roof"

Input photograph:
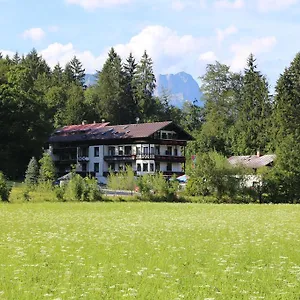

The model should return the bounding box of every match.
[49,121,191,143]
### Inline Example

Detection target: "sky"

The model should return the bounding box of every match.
[1,0,300,89]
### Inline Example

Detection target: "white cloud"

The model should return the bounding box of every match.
[65,0,131,10]
[38,25,209,76]
[257,0,298,12]
[230,36,277,71]
[0,50,14,57]
[22,28,45,41]
[216,25,238,43]
[199,51,217,62]
[39,42,107,72]
[214,0,244,9]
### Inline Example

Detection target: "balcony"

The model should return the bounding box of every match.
[136,154,155,160]
[155,155,186,163]
[78,156,90,162]
[104,155,136,162]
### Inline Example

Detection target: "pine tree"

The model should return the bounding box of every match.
[24,157,39,186]
[69,56,86,86]
[39,153,56,182]
[134,50,156,121]
[12,52,21,65]
[97,48,128,124]
[273,52,300,145]
[231,54,271,154]
[52,63,64,85]
[123,52,138,122]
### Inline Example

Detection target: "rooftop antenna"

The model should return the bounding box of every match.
[136,117,140,124]
[101,119,105,123]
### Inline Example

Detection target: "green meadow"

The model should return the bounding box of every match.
[0,203,299,299]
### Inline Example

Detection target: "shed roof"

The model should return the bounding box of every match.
[228,154,276,169]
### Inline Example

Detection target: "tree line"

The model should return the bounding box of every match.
[187,53,300,202]
[1,46,300,202]
[0,48,201,179]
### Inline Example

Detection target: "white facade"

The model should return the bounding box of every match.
[49,127,188,184]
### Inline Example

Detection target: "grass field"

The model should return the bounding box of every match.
[0,203,299,299]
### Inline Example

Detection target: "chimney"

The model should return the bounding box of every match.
[82,120,87,125]
[101,119,105,123]
[257,150,261,157]
[93,121,96,124]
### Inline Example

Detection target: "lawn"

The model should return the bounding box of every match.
[0,203,299,299]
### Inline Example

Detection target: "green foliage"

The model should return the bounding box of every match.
[186,151,244,200]
[107,167,136,192]
[231,54,272,154]
[0,172,11,202]
[262,134,300,203]
[24,157,39,186]
[39,153,56,183]
[63,174,102,202]
[137,173,180,202]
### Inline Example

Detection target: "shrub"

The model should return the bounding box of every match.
[107,167,136,193]
[63,175,102,202]
[137,173,181,202]
[24,157,39,187]
[39,153,56,183]
[0,172,11,202]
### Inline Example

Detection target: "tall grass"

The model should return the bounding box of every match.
[0,203,299,299]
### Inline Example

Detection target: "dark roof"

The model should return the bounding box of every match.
[49,121,194,143]
[228,154,276,169]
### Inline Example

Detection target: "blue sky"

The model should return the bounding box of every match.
[1,0,300,89]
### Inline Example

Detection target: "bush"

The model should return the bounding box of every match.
[186,151,246,200]
[107,167,136,193]
[0,172,11,202]
[137,173,181,202]
[24,157,39,187]
[63,175,102,202]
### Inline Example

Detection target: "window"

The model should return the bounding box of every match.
[167,162,172,171]
[174,148,178,156]
[94,147,99,157]
[150,163,154,172]
[150,147,154,155]
[161,132,167,139]
[143,163,148,172]
[155,146,160,155]
[108,163,115,171]
[155,162,160,172]
[82,163,87,172]
[143,147,149,155]
[125,146,132,155]
[137,163,141,172]
[136,147,141,155]
[118,146,124,156]
[166,146,172,156]
[79,147,88,157]
[108,146,115,156]
[94,163,99,173]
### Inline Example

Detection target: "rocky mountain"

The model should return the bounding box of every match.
[155,72,202,107]
[84,71,202,108]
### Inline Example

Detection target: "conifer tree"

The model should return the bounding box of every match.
[25,157,39,186]
[97,48,128,124]
[273,52,300,145]
[123,52,138,122]
[231,54,271,155]
[134,50,156,121]
[39,153,56,182]
[69,56,86,86]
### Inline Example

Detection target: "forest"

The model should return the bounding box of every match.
[1,47,300,202]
